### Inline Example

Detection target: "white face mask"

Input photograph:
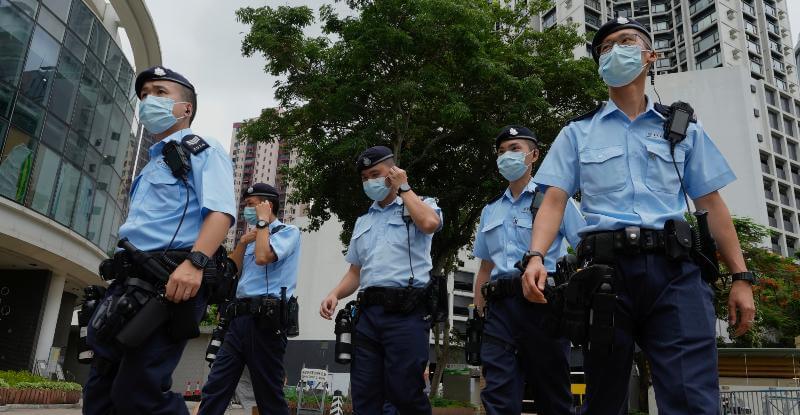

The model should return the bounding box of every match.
[496,149,534,181]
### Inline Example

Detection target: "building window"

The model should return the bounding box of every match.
[655,38,671,49]
[776,160,787,180]
[779,185,790,205]
[764,179,774,201]
[542,9,556,29]
[787,238,797,258]
[767,205,778,227]
[792,166,800,184]
[786,119,796,138]
[761,154,771,173]
[765,88,777,106]
[788,141,798,161]
[772,134,783,154]
[768,111,781,131]
[771,234,781,254]
[783,212,794,232]
[781,95,792,114]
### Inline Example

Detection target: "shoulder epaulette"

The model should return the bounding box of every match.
[181,134,210,155]
[567,102,603,125]
[271,224,286,234]
[654,102,697,123]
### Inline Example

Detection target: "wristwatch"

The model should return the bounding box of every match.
[398,183,412,194]
[731,271,757,285]
[187,251,209,270]
[522,250,545,267]
[256,220,269,229]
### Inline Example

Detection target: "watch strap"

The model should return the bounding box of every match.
[256,220,269,229]
[731,271,757,285]
[188,251,209,269]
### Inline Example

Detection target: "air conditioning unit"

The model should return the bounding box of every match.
[733,49,741,59]
[726,9,735,20]
[729,28,737,39]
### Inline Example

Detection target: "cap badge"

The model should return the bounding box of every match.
[509,128,518,136]
[617,17,629,24]
[363,158,370,166]
[247,186,254,193]
[154,67,166,76]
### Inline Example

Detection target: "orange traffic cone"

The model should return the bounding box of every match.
[183,381,192,399]
[193,380,202,400]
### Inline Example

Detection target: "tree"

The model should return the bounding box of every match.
[235,0,606,395]
[716,217,800,348]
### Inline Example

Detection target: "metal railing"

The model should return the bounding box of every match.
[719,389,800,415]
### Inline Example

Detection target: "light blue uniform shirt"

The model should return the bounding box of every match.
[237,220,301,298]
[473,178,584,276]
[118,129,236,252]
[345,196,443,289]
[534,97,736,235]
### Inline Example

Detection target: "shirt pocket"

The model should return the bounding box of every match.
[385,214,413,244]
[141,168,184,211]
[479,219,504,256]
[645,143,685,194]
[579,146,626,196]
[514,212,533,246]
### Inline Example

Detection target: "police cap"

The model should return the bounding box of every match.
[495,125,538,149]
[356,146,394,172]
[591,17,652,63]
[243,183,279,199]
[135,66,195,98]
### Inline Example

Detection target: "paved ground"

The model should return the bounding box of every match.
[0,403,247,414]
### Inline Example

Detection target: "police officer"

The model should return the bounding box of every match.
[319,146,443,414]
[521,18,756,414]
[474,125,585,414]
[83,66,236,414]
[198,183,301,415]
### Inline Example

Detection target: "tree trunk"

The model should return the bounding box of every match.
[430,319,452,398]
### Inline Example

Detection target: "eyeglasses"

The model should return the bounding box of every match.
[594,33,650,56]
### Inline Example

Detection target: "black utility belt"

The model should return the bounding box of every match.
[577,222,692,264]
[482,277,521,302]
[225,297,282,318]
[358,286,427,314]
[100,249,221,286]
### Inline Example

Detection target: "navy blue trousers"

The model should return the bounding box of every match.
[582,254,719,415]
[83,284,207,415]
[351,304,432,415]
[198,314,288,415]
[480,295,573,415]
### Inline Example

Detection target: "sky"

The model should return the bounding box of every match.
[142,0,348,152]
[142,1,800,152]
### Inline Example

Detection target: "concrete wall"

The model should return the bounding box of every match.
[646,65,770,227]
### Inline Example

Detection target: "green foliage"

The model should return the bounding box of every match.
[235,0,606,274]
[429,396,474,408]
[716,217,800,347]
[201,304,219,327]
[0,371,81,391]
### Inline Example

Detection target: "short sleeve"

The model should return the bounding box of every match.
[192,141,236,225]
[423,197,444,232]
[559,197,586,247]
[270,226,300,261]
[533,127,580,196]
[344,219,363,266]
[472,207,491,260]
[683,122,736,199]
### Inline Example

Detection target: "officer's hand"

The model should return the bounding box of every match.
[386,166,408,192]
[166,260,202,303]
[728,280,755,337]
[320,294,338,320]
[240,230,257,245]
[521,258,548,303]
[255,200,272,222]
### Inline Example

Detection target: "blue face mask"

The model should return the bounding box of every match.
[598,44,647,88]
[243,207,258,225]
[138,96,187,134]
[363,177,391,201]
[496,150,533,181]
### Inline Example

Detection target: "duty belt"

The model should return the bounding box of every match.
[224,297,282,318]
[577,227,683,263]
[358,286,426,306]
[100,250,190,283]
[482,277,522,302]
